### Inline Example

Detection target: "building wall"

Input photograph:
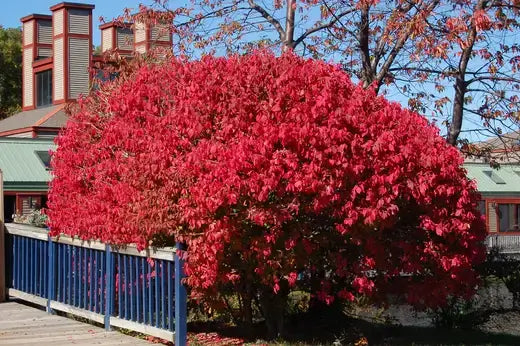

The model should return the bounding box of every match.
[102,27,113,52]
[117,27,133,51]
[68,37,90,99]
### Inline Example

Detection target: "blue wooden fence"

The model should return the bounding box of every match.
[4,223,187,345]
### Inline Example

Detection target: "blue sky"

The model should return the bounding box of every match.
[0,0,147,47]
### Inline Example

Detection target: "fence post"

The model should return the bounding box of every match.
[47,235,55,313]
[0,169,5,302]
[105,244,114,330]
[175,242,187,346]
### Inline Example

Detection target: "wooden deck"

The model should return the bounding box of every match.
[0,301,153,345]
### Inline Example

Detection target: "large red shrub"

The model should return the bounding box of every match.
[47,51,486,330]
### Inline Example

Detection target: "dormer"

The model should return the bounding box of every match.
[50,2,95,104]
[134,18,173,55]
[99,22,134,57]
[21,14,53,110]
[0,2,176,138]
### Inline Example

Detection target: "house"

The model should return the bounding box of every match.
[465,163,520,233]
[0,138,55,222]
[464,133,520,250]
[0,2,172,139]
[0,2,172,220]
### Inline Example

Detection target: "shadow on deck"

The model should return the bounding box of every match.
[0,300,152,345]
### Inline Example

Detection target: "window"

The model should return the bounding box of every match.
[483,170,506,184]
[497,203,520,232]
[478,200,486,219]
[35,151,51,170]
[17,196,42,216]
[36,69,52,107]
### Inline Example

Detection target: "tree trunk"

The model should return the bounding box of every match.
[447,76,466,146]
[283,0,296,51]
[359,6,373,88]
[241,281,254,329]
[446,0,484,146]
[259,287,288,338]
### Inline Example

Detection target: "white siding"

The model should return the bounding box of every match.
[54,37,64,100]
[23,47,33,108]
[134,22,146,43]
[23,21,34,45]
[135,44,146,54]
[151,25,170,42]
[38,47,53,58]
[489,202,498,232]
[102,28,113,52]
[68,37,89,99]
[68,9,89,35]
[37,21,52,44]
[117,27,133,50]
[7,132,33,138]
[53,9,64,36]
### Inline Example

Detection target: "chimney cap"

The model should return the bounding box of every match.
[50,2,95,11]
[21,14,52,23]
[99,21,133,30]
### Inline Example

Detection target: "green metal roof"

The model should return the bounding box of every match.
[0,138,55,191]
[464,162,520,197]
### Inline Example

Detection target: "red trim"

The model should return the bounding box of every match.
[32,69,36,108]
[99,21,132,30]
[0,127,34,137]
[34,105,65,126]
[14,192,47,196]
[486,198,520,233]
[32,23,38,108]
[21,18,25,108]
[486,198,520,203]
[63,7,69,101]
[50,2,95,11]
[0,126,61,138]
[69,33,90,39]
[112,26,116,50]
[21,14,52,23]
[33,64,52,76]
[88,10,93,100]
[51,8,60,104]
[33,57,53,69]
[4,191,44,196]
[146,23,151,52]
[99,22,114,30]
[485,199,490,233]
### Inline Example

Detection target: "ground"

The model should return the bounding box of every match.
[188,281,520,345]
[188,309,520,345]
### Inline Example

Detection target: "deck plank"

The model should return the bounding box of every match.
[0,301,152,345]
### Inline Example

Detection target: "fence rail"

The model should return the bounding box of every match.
[4,223,187,345]
[486,234,520,253]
